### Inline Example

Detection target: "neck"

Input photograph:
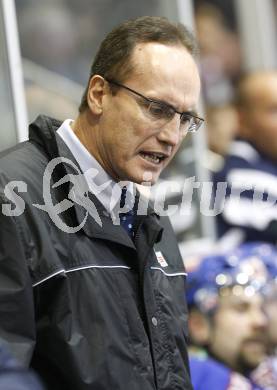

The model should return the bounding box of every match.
[72,110,99,157]
[71,110,118,182]
[72,110,90,141]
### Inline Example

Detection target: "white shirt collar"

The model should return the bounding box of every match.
[56,119,134,213]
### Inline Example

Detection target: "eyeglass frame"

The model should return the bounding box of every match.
[105,78,204,133]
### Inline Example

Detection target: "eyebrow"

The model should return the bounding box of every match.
[107,78,200,118]
[145,96,199,117]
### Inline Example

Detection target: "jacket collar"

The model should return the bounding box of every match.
[28,115,163,248]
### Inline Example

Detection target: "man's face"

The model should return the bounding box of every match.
[264,289,277,350]
[241,73,277,161]
[209,290,267,373]
[93,42,200,184]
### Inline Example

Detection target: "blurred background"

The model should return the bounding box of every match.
[1,0,277,255]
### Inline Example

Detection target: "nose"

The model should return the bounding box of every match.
[156,115,183,147]
[251,307,268,330]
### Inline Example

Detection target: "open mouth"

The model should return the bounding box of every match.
[139,151,167,165]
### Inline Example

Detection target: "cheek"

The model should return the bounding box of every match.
[101,114,133,150]
[214,315,244,347]
[112,109,148,144]
[164,141,183,166]
[267,305,277,327]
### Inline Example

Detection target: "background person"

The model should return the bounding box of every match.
[251,252,277,389]
[0,16,202,390]
[194,2,241,107]
[213,70,277,244]
[186,243,276,389]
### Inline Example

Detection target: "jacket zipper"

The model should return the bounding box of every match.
[134,217,160,390]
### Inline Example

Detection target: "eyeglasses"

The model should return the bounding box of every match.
[106,79,204,135]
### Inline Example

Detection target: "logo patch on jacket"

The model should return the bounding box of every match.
[155,251,168,267]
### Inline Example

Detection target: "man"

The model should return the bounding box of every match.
[186,243,275,389]
[0,16,203,390]
[251,253,277,389]
[213,71,277,244]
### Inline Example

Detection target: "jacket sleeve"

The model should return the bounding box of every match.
[0,196,36,366]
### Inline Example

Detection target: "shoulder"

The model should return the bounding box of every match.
[190,355,253,390]
[190,355,231,389]
[0,141,51,215]
[0,141,48,186]
[214,140,256,181]
[228,140,260,164]
[214,140,277,186]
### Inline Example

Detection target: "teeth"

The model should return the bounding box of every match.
[141,152,161,164]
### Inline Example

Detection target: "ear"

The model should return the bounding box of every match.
[87,75,106,115]
[188,309,212,345]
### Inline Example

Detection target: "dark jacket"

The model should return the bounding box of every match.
[0,115,192,390]
[213,138,277,244]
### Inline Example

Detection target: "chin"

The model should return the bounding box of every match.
[239,350,266,371]
[125,170,161,185]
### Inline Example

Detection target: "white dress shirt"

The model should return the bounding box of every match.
[56,119,134,214]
